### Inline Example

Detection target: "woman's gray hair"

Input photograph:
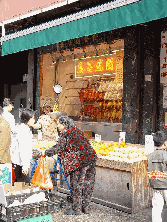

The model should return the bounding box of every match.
[57,116,75,128]
[3,98,13,107]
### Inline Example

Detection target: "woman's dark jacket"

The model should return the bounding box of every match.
[46,126,97,176]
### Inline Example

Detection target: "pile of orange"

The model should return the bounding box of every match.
[90,141,128,156]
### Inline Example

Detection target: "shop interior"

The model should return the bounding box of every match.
[39,39,124,141]
[0,51,28,122]
[40,39,124,122]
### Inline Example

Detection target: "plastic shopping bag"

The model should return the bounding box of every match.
[31,155,53,190]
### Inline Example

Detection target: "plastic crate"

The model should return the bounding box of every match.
[5,191,41,207]
[18,214,52,222]
[0,200,60,222]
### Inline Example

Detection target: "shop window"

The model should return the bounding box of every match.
[76,41,124,123]
[40,39,124,124]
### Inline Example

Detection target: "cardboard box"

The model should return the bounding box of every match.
[83,130,92,139]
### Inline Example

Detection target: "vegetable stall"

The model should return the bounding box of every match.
[32,137,153,215]
[90,141,152,214]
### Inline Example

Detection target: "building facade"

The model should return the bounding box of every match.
[0,0,166,144]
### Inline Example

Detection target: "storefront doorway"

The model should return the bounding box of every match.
[0,50,28,122]
[11,83,27,123]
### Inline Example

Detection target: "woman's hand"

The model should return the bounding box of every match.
[22,169,28,175]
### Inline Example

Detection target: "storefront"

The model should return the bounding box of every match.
[1,0,167,143]
[37,36,124,141]
[2,0,167,216]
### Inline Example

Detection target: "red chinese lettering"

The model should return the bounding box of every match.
[161,72,167,77]
[162,36,166,41]
[162,43,167,48]
[161,64,167,69]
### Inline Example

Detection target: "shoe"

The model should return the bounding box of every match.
[64,209,82,215]
[82,209,90,214]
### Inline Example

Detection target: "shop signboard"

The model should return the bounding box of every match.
[75,55,116,78]
[160,32,167,84]
[0,164,12,185]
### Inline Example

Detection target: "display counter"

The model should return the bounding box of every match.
[32,137,152,214]
[58,155,152,214]
[93,156,152,214]
[74,121,122,141]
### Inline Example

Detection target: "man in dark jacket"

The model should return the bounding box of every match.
[148,131,167,222]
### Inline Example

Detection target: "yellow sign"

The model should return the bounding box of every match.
[75,55,116,78]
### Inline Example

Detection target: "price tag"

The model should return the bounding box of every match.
[119,132,126,143]
[145,135,154,154]
[38,130,42,141]
[95,134,101,142]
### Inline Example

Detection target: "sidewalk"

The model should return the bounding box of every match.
[52,202,152,222]
[51,191,154,222]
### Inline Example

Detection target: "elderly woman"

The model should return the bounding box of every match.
[32,102,58,140]
[45,116,97,215]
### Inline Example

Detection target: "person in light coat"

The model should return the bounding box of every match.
[11,108,35,183]
[32,102,57,141]
[2,98,15,134]
[0,106,11,164]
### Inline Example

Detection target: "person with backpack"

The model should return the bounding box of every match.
[148,131,167,222]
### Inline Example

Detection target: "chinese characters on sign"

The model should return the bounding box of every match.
[148,171,166,179]
[160,32,167,84]
[160,32,167,109]
[75,55,116,78]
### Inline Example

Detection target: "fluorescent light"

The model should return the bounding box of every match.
[103,74,114,76]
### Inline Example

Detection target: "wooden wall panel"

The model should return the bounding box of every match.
[42,53,55,98]
[58,58,84,116]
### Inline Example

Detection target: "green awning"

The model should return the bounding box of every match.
[2,0,167,56]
